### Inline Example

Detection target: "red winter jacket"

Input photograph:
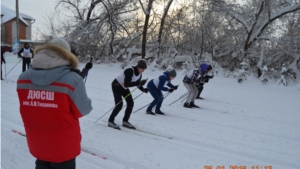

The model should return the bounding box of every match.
[17,44,92,162]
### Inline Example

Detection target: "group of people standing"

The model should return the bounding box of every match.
[15,37,213,169]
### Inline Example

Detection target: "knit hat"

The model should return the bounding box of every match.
[49,37,71,52]
[24,43,29,49]
[136,59,147,69]
[169,70,177,77]
[206,65,212,71]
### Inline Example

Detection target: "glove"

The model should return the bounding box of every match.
[168,88,174,93]
[173,85,178,90]
[207,75,214,79]
[85,62,93,70]
[139,79,147,86]
[143,88,149,93]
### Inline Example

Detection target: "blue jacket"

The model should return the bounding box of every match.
[147,71,175,91]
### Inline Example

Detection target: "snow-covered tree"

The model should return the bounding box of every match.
[237,59,250,83]
[213,0,300,75]
[149,58,159,71]
[278,64,288,86]
[166,64,174,71]
[45,0,139,61]
[181,60,190,75]
[33,0,299,85]
[260,65,269,84]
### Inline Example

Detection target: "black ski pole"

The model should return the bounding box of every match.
[85,59,93,84]
[152,92,171,111]
[168,91,189,106]
[5,59,22,76]
[5,63,7,79]
[94,86,139,123]
[84,70,89,84]
[94,78,148,123]
[122,92,144,109]
[181,94,189,103]
[133,103,151,113]
[134,92,169,113]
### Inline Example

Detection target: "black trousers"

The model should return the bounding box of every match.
[109,81,134,123]
[196,83,204,98]
[1,62,3,80]
[22,58,31,72]
[35,158,76,169]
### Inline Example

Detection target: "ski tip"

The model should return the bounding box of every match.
[12,130,20,134]
[108,126,121,130]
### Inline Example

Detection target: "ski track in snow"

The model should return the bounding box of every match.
[1,54,300,169]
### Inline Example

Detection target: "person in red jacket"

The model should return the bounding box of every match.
[17,37,92,169]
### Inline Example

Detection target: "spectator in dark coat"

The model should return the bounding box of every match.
[79,62,93,79]
[18,43,34,72]
[70,49,93,80]
[1,45,12,80]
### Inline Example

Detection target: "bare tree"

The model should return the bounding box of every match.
[139,0,155,59]
[213,0,300,58]
[157,0,174,58]
[212,0,300,74]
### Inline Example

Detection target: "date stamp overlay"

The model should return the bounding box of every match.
[204,166,273,169]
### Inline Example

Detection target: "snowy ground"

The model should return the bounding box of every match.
[1,53,300,169]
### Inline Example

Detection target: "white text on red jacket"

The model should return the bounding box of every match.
[27,90,54,100]
[23,90,58,108]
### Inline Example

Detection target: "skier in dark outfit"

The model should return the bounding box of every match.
[18,43,34,72]
[1,49,5,80]
[108,59,148,130]
[79,62,93,79]
[146,70,178,115]
[196,63,213,100]
[70,49,93,80]
[1,45,12,80]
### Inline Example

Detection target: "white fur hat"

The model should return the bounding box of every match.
[49,37,71,52]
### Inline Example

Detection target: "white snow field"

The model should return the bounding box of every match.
[1,53,300,169]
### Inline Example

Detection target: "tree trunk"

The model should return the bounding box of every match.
[199,27,204,63]
[157,0,174,58]
[142,14,150,59]
[257,39,265,78]
[141,0,154,59]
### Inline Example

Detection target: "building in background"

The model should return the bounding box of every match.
[1,5,35,45]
